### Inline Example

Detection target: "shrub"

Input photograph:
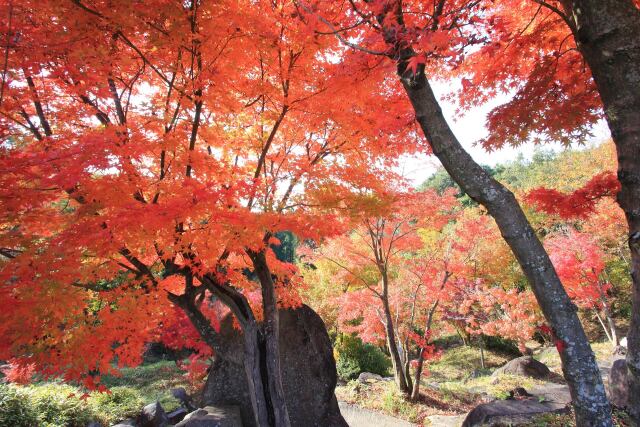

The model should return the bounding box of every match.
[483,335,521,357]
[26,383,95,427]
[89,386,145,425]
[336,357,361,382]
[334,334,390,381]
[0,384,38,427]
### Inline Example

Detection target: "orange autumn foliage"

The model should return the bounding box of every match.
[0,0,419,388]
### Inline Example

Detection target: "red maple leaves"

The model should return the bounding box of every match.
[526,172,620,219]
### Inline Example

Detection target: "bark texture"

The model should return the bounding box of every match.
[557,1,640,421]
[398,70,612,426]
[249,250,292,427]
[171,271,289,427]
[381,290,412,394]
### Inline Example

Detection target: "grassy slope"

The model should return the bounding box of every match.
[335,341,624,426]
[0,361,190,426]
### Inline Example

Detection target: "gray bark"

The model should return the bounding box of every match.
[381,291,412,395]
[249,250,292,427]
[556,1,640,421]
[397,70,612,426]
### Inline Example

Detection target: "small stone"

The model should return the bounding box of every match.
[139,401,169,427]
[613,345,627,356]
[509,387,531,399]
[175,406,242,427]
[357,372,383,383]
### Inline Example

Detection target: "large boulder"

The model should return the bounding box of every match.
[609,358,628,408]
[462,397,568,427]
[492,356,550,379]
[201,304,348,427]
[175,406,242,427]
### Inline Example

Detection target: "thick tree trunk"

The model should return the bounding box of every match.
[169,282,274,426]
[242,321,273,427]
[557,1,640,421]
[398,71,612,426]
[249,250,291,427]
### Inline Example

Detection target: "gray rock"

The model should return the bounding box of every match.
[609,358,628,408]
[427,381,441,390]
[613,345,627,356]
[528,383,571,405]
[139,402,169,427]
[492,356,550,379]
[111,419,137,427]
[427,414,466,427]
[172,387,196,411]
[175,406,242,427]
[168,407,189,424]
[201,305,347,427]
[338,402,414,427]
[462,397,569,427]
[357,372,383,383]
[465,369,488,382]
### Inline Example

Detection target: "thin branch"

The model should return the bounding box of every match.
[25,74,52,136]
[0,1,13,106]
[531,0,576,33]
[108,77,126,125]
[295,0,389,56]
[185,98,202,177]
[0,247,21,259]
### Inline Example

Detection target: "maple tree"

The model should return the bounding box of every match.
[524,153,629,346]
[458,0,640,419]
[0,1,418,425]
[0,0,635,424]
[443,278,541,353]
[302,1,611,423]
[308,189,456,396]
[545,230,619,345]
[525,172,620,219]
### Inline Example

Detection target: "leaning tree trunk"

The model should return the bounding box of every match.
[249,250,291,427]
[381,293,412,395]
[557,1,640,421]
[398,70,612,426]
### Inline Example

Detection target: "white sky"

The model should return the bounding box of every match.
[397,80,612,188]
